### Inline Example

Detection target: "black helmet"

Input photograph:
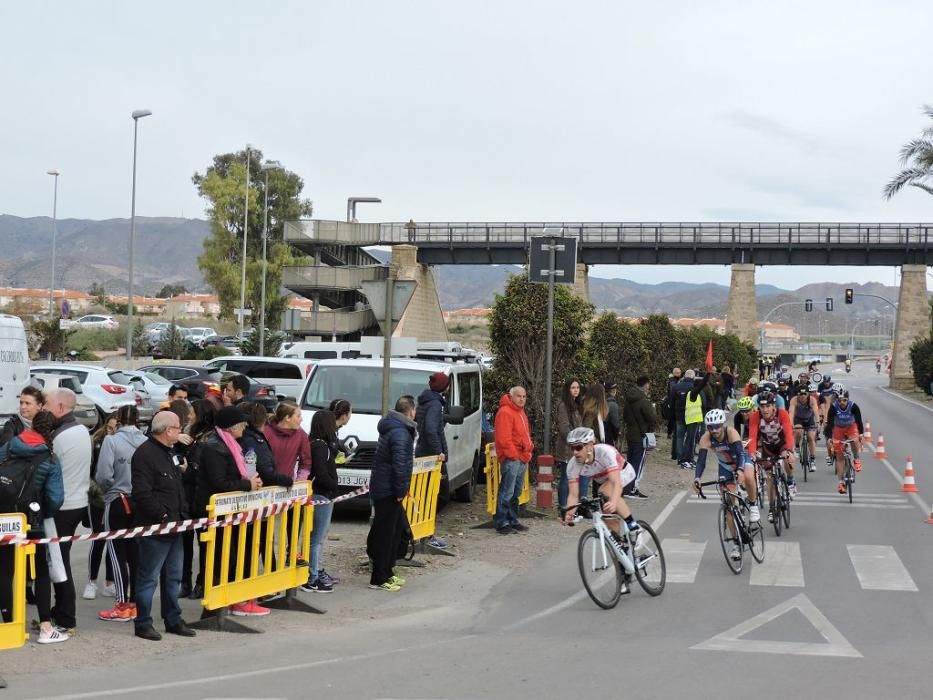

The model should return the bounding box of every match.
[757,390,776,406]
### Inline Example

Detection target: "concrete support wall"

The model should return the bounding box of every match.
[725,263,758,346]
[390,244,449,342]
[890,264,931,390]
[573,263,589,302]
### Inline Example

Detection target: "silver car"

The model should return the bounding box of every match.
[28,373,99,430]
[31,363,139,423]
[124,370,172,408]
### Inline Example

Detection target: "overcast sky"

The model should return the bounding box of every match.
[2,0,931,287]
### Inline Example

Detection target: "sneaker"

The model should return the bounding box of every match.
[98,602,135,622]
[768,509,774,523]
[388,575,406,586]
[826,455,834,468]
[369,581,401,591]
[729,544,741,561]
[301,579,333,593]
[318,570,339,586]
[82,581,97,600]
[427,535,449,549]
[229,600,270,617]
[787,481,797,499]
[496,526,516,535]
[854,459,862,472]
[748,505,761,523]
[838,481,847,494]
[619,580,630,595]
[510,522,529,532]
[808,459,816,473]
[628,489,649,500]
[37,626,69,644]
[101,582,116,598]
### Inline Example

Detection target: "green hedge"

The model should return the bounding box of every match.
[909,335,933,395]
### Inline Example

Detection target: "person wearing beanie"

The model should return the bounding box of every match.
[415,371,450,549]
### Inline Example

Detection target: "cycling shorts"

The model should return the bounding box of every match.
[794,415,817,431]
[832,424,859,447]
[718,460,751,481]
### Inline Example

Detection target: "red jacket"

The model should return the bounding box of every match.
[746,408,794,454]
[263,422,312,481]
[494,393,534,463]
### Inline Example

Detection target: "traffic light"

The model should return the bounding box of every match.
[805,299,813,312]
[826,297,834,312]
[845,288,854,304]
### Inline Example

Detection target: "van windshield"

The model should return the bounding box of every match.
[302,366,432,415]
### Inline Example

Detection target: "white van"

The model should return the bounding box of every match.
[0,316,31,424]
[298,358,484,503]
[280,342,362,360]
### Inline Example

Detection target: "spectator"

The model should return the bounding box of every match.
[556,378,584,509]
[160,384,189,410]
[96,405,147,623]
[0,385,45,446]
[328,399,354,461]
[581,382,609,444]
[0,410,65,643]
[84,412,117,601]
[622,375,657,499]
[204,385,224,410]
[665,368,683,457]
[196,406,267,617]
[300,410,340,593]
[706,367,722,413]
[493,386,533,534]
[182,399,216,599]
[744,375,760,397]
[223,375,250,406]
[239,402,292,488]
[130,411,196,641]
[679,370,709,470]
[45,387,92,634]
[603,381,621,447]
[367,395,417,592]
[721,365,735,406]
[415,371,450,549]
[264,402,311,483]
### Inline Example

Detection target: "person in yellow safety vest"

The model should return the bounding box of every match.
[672,369,710,471]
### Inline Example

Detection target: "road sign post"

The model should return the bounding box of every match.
[360,278,418,415]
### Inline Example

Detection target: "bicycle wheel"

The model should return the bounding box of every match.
[846,463,854,504]
[779,475,791,529]
[756,464,765,509]
[800,441,809,483]
[577,528,622,609]
[633,521,665,597]
[718,504,743,574]
[771,483,783,537]
[746,509,766,564]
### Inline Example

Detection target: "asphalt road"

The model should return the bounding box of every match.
[13,360,933,700]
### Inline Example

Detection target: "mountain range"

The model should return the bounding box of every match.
[0,215,914,324]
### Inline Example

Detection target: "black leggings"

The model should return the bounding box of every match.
[86,504,114,583]
[0,542,51,624]
[104,500,137,604]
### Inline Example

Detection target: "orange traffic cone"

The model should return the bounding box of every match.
[901,456,919,493]
[925,504,933,524]
[874,433,886,459]
[863,422,872,444]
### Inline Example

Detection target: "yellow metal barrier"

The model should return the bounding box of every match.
[403,456,443,540]
[0,514,34,650]
[484,444,530,516]
[200,481,312,611]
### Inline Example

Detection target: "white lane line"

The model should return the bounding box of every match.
[878,386,933,413]
[750,541,804,587]
[662,538,707,583]
[847,544,918,592]
[651,489,688,531]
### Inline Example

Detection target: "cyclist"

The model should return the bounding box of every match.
[562,427,640,538]
[875,358,882,374]
[817,373,834,425]
[844,358,852,374]
[693,409,759,560]
[776,375,792,406]
[758,381,786,410]
[733,396,755,440]
[788,384,819,472]
[825,388,864,494]
[747,390,798,497]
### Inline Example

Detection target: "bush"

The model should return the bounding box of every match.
[183,345,230,361]
[68,328,122,352]
[909,335,933,395]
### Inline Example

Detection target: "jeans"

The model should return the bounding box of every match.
[557,462,591,509]
[494,459,527,529]
[135,535,183,630]
[674,421,687,462]
[627,440,647,488]
[681,424,701,464]
[309,500,334,581]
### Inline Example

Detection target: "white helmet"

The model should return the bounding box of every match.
[831,382,845,394]
[705,409,727,426]
[566,427,595,445]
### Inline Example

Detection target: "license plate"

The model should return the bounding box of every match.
[337,469,370,487]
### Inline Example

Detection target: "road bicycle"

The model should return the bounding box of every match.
[562,497,666,610]
[756,454,791,536]
[697,476,765,574]
[838,438,857,504]
[797,430,810,483]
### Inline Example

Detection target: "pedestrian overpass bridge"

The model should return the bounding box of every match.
[281,219,932,391]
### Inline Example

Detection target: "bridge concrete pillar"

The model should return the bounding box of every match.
[573,263,589,302]
[390,244,449,342]
[890,264,931,390]
[725,263,758,346]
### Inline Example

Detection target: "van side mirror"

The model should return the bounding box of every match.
[445,405,465,425]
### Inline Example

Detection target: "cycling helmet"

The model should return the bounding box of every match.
[837,388,850,399]
[807,382,819,392]
[760,381,778,393]
[831,382,845,394]
[798,372,809,380]
[736,396,755,412]
[781,371,792,381]
[757,390,776,406]
[796,384,809,396]
[566,427,595,445]
[705,409,727,426]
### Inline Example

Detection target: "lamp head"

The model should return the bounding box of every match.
[47,169,60,177]
[132,109,153,120]
[262,160,282,172]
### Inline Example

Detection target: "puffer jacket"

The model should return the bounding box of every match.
[622,385,657,441]
[194,431,251,515]
[493,393,533,463]
[240,426,291,488]
[415,388,448,459]
[0,432,64,537]
[369,411,416,501]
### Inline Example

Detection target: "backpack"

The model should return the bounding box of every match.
[0,453,46,526]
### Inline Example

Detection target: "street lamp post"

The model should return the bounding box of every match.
[126,109,152,361]
[239,144,253,339]
[46,170,60,315]
[258,160,282,356]
[346,196,382,223]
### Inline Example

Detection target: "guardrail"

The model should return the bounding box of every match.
[403,456,443,541]
[282,265,387,291]
[484,443,531,516]
[0,514,34,650]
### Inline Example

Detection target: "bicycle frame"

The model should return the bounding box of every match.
[568,499,636,576]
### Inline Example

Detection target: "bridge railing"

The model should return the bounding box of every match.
[378,222,932,247]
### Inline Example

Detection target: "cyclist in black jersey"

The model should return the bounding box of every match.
[789,384,819,472]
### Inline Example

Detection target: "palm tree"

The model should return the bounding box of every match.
[884,104,933,199]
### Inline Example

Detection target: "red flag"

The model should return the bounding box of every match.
[705,339,714,372]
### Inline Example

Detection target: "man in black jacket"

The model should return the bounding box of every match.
[131,411,196,641]
[367,396,417,592]
[415,372,450,549]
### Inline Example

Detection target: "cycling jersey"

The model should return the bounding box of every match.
[695,428,746,481]
[825,401,863,434]
[817,380,834,403]
[746,408,794,454]
[566,444,635,487]
[790,397,817,430]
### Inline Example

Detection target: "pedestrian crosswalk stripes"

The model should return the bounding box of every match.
[684,493,912,510]
[661,540,919,592]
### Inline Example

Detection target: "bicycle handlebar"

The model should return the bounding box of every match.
[694,477,736,500]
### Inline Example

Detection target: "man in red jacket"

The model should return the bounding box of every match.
[493,386,534,534]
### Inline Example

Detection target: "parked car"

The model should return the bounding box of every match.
[149,326,195,358]
[203,335,241,355]
[30,363,139,421]
[202,356,316,402]
[136,364,223,399]
[124,370,172,408]
[28,373,99,430]
[186,327,218,350]
[73,314,119,330]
